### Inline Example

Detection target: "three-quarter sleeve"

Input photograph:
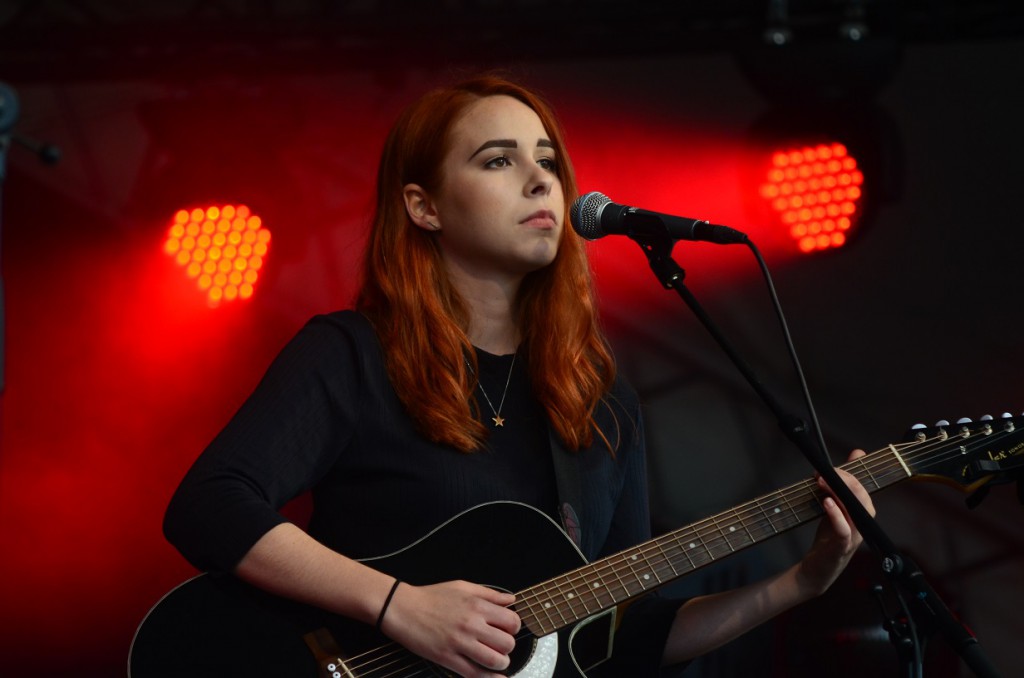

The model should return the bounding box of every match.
[163,315,362,573]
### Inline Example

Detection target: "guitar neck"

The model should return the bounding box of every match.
[517,441,920,637]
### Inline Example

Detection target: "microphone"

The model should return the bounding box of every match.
[570,192,748,245]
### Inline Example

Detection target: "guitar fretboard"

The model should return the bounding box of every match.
[515,445,915,636]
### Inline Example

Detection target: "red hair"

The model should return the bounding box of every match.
[357,75,617,452]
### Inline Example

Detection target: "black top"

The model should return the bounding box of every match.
[164,310,684,676]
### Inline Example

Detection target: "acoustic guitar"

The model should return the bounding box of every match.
[129,415,1021,677]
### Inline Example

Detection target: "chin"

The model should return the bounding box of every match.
[523,243,559,271]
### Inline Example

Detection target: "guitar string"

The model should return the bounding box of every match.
[339,637,439,677]
[511,426,1007,651]
[340,644,431,676]
[339,422,1017,671]
[342,648,438,677]
[512,424,1017,629]
[524,427,1007,625]
[517,431,980,623]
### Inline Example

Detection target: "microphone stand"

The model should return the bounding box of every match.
[628,229,1000,678]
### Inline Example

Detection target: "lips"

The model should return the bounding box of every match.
[521,209,558,229]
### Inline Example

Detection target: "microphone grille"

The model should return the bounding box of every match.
[570,192,610,240]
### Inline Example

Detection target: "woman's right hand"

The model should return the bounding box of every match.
[379,579,521,678]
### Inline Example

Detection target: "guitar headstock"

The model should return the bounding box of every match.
[901,413,1024,493]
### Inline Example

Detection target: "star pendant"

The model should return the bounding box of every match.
[492,414,506,427]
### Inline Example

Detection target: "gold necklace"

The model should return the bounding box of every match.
[468,351,517,427]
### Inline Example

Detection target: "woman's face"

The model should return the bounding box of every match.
[420,95,565,285]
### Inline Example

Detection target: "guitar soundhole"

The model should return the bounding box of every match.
[505,633,536,675]
[500,631,558,678]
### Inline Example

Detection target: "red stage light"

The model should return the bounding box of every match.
[760,142,864,254]
[163,204,270,306]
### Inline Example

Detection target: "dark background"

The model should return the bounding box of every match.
[1,2,1022,676]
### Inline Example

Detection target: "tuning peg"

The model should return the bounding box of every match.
[910,423,927,441]
[936,419,950,427]
[956,417,973,424]
[1002,412,1013,418]
[910,423,926,430]
[980,415,994,421]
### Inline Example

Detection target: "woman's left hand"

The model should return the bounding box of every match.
[796,449,876,597]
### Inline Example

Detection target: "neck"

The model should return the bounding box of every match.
[446,266,521,355]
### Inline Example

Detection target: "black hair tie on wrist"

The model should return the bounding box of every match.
[376,578,402,633]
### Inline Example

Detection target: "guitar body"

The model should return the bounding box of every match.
[130,502,611,678]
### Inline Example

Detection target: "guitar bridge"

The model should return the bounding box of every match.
[304,628,354,678]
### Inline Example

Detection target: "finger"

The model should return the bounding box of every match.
[822,496,852,540]
[461,640,512,674]
[476,621,517,656]
[489,606,522,635]
[831,467,877,516]
[478,586,516,607]
[447,654,503,678]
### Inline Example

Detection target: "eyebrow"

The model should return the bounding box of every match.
[468,138,554,160]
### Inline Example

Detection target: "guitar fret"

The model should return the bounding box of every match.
[525,581,564,635]
[742,512,768,545]
[791,490,823,521]
[699,523,727,560]
[581,562,616,609]
[728,508,756,549]
[857,456,880,490]
[753,499,778,537]
[739,508,758,542]
[564,577,594,617]
[711,517,735,553]
[672,533,698,572]
[778,487,805,528]
[588,582,607,609]
[758,497,783,534]
[624,548,657,591]
[535,590,560,634]
[515,595,543,633]
[606,553,636,600]
[681,532,713,568]
[602,557,634,602]
[652,540,677,581]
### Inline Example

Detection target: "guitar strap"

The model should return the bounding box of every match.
[548,428,585,551]
[548,428,618,672]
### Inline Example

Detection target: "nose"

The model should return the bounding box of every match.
[525,166,553,197]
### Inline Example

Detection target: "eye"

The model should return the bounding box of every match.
[537,157,559,173]
[484,155,512,169]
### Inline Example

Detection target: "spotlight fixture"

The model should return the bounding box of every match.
[759,141,864,254]
[163,204,270,307]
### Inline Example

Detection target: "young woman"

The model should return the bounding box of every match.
[164,75,873,677]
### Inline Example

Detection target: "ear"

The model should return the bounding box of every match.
[403,183,441,232]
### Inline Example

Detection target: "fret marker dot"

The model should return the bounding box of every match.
[567,593,575,599]
[593,583,602,589]
[729,526,736,532]
[631,555,638,561]
[774,508,781,514]
[643,574,650,580]
[544,603,551,608]
[689,543,696,548]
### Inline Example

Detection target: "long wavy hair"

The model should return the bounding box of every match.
[357,75,617,452]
